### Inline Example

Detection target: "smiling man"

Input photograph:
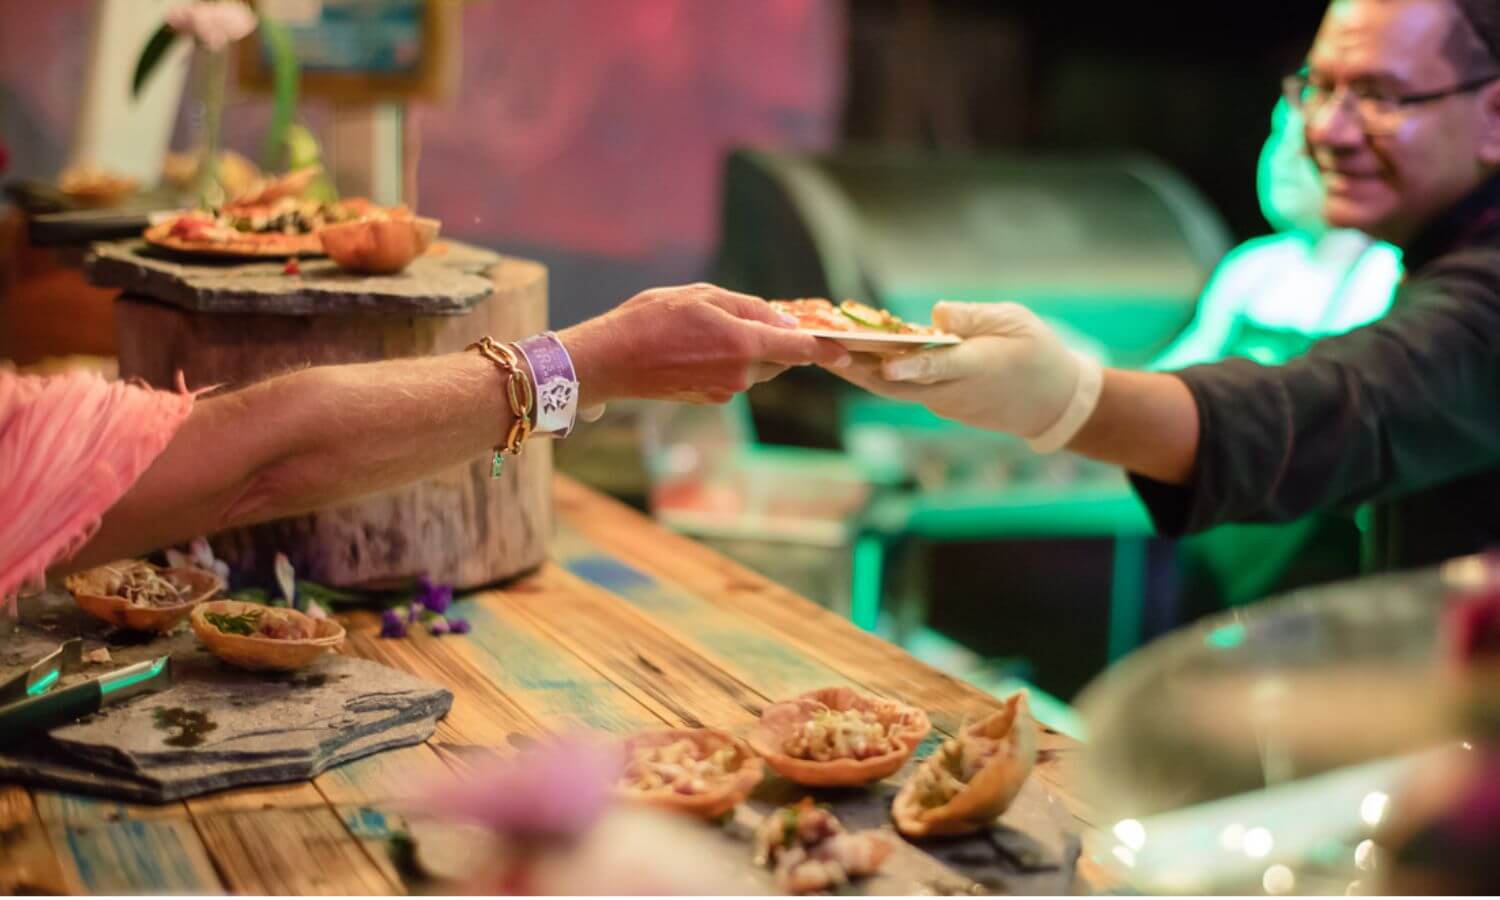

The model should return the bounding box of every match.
[836,0,1500,571]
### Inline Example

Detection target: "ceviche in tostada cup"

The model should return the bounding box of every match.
[616,727,764,820]
[190,599,344,672]
[892,690,1038,838]
[65,560,222,634]
[747,686,930,787]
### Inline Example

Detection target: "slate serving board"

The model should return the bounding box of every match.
[404,740,1078,896]
[0,590,452,804]
[84,239,503,316]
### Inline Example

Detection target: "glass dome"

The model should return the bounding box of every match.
[1075,563,1475,894]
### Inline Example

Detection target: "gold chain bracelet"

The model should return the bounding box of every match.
[467,335,536,477]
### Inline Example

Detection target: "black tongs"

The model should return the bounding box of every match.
[0,637,83,705]
[0,641,172,748]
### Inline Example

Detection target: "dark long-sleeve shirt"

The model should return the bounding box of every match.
[1133,173,1500,571]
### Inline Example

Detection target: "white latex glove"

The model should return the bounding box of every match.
[829,301,1103,452]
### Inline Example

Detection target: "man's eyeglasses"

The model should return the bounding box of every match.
[1283,70,1500,135]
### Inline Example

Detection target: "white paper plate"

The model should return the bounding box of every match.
[800,329,960,354]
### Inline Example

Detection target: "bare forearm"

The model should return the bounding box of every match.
[1067,368,1199,485]
[60,284,842,571]
[72,352,515,570]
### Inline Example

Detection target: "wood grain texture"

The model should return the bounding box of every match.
[551,476,1099,861]
[48,815,224,894]
[190,805,398,895]
[446,591,663,736]
[500,566,767,729]
[0,787,68,895]
[339,620,544,750]
[114,255,552,590]
[554,477,1082,750]
[493,567,1072,895]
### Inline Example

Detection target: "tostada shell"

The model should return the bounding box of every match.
[65,562,222,634]
[191,600,345,672]
[318,216,441,274]
[748,686,931,787]
[891,690,1038,838]
[617,727,765,820]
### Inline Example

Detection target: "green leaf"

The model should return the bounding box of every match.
[257,15,301,170]
[839,305,901,333]
[295,579,369,608]
[132,23,180,100]
[204,609,262,636]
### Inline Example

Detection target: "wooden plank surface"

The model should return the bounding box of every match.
[0,785,68,895]
[553,479,1090,811]
[7,476,1098,894]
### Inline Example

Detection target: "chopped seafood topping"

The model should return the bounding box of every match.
[95,562,192,608]
[753,798,889,893]
[784,707,897,761]
[910,737,1002,808]
[621,738,739,796]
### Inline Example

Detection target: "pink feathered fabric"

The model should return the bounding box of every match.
[0,369,195,615]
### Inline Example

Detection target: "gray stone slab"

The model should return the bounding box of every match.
[0,711,439,804]
[741,751,1080,896]
[84,239,502,316]
[401,745,1077,896]
[1,589,452,804]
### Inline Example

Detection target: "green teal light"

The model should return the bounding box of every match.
[100,658,169,696]
[850,535,885,633]
[26,670,59,697]
[1206,622,1247,650]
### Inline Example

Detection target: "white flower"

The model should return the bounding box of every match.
[274,552,297,608]
[165,1,258,52]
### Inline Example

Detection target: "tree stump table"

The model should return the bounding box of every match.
[86,239,551,590]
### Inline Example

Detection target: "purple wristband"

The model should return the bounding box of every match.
[515,331,579,438]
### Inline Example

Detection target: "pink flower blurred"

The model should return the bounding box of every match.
[409,735,624,838]
[164,1,257,52]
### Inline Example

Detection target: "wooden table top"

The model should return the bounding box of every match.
[0,477,1101,895]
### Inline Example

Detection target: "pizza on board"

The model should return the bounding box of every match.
[145,195,384,258]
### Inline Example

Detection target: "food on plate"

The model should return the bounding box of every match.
[145,193,379,258]
[145,167,391,258]
[65,560,221,633]
[190,599,344,671]
[57,164,139,207]
[318,213,441,274]
[771,298,943,337]
[891,691,1038,838]
[747,686,930,786]
[753,797,892,894]
[617,728,764,820]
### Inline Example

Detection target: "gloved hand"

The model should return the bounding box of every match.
[828,301,1102,451]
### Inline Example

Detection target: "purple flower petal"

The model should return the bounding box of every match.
[447,616,470,635]
[379,609,408,639]
[416,575,453,614]
[426,617,450,636]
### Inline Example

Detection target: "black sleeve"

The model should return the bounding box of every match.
[1131,247,1500,537]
